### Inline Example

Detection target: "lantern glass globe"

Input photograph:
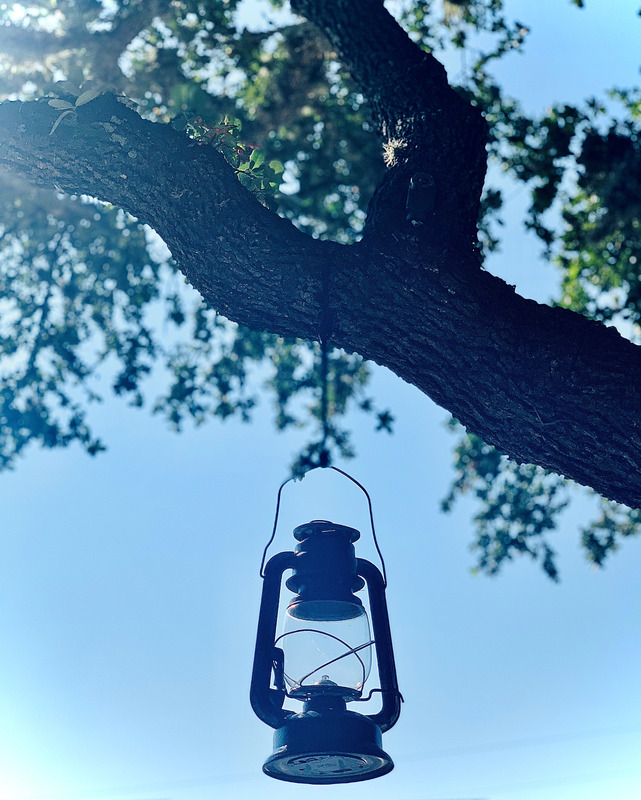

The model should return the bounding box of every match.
[279,602,373,698]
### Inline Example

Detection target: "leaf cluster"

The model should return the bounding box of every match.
[172,112,284,208]
[442,422,570,580]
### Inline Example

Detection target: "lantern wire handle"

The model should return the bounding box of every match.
[259,475,292,578]
[330,464,388,587]
[259,464,388,587]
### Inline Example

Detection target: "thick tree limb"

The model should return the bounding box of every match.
[0,94,639,509]
[1,0,640,510]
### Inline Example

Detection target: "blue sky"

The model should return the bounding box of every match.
[1,2,641,800]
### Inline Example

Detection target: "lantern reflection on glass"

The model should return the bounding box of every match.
[250,519,401,785]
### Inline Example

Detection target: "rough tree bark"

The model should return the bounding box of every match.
[0,0,640,508]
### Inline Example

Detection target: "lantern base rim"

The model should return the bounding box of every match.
[262,708,393,785]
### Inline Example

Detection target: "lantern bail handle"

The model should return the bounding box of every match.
[259,465,388,587]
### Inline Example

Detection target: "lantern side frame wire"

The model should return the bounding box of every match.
[251,550,298,730]
[356,556,402,732]
[259,466,388,587]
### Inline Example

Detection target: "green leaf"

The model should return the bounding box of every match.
[250,149,265,168]
[75,87,102,106]
[48,99,74,110]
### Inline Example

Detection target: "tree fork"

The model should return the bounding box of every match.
[291,0,488,242]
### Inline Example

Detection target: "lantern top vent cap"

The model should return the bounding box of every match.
[293,520,361,543]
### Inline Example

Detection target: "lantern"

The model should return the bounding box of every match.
[250,516,401,784]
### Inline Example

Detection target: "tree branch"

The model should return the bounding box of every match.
[333,236,641,509]
[0,95,328,339]
[0,9,640,511]
[93,0,166,86]
[291,0,487,243]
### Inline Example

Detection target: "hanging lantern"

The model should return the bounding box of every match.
[250,482,401,784]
